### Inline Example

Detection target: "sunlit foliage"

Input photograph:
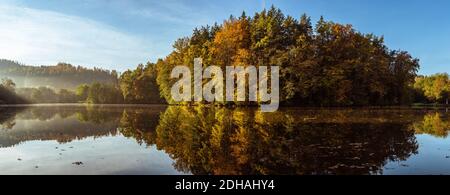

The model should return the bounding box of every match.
[156,6,420,106]
[414,73,450,104]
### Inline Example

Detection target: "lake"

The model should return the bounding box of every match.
[1,105,450,175]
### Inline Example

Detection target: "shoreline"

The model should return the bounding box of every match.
[0,103,449,110]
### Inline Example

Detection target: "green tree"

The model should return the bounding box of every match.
[119,62,164,104]
[414,73,450,104]
[76,84,90,102]
[86,82,123,104]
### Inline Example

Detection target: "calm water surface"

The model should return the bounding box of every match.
[1,105,450,175]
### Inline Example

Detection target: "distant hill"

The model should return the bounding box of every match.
[0,59,119,90]
[0,59,24,69]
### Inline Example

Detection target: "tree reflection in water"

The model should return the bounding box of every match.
[0,107,22,130]
[0,106,125,147]
[4,105,450,175]
[154,106,420,175]
[412,112,450,138]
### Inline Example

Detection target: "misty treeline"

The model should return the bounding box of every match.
[0,59,163,104]
[0,63,163,104]
[1,79,162,104]
[0,60,118,89]
[0,78,26,104]
[0,59,121,104]
[1,7,449,106]
[0,78,118,104]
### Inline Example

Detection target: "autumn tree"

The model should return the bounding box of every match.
[155,6,420,106]
[212,13,251,67]
[414,73,450,104]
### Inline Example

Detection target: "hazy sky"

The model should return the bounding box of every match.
[0,0,449,74]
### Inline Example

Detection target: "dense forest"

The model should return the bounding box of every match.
[156,7,420,106]
[119,62,164,104]
[2,7,450,107]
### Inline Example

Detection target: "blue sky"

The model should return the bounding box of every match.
[0,0,449,75]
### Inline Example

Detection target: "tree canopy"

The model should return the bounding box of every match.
[119,62,165,104]
[414,73,450,104]
[156,7,420,106]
